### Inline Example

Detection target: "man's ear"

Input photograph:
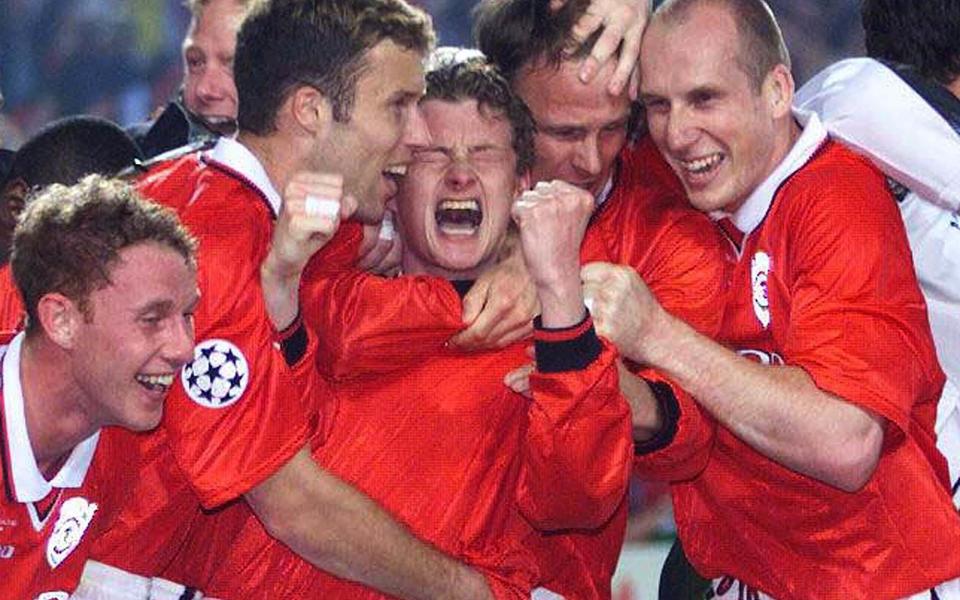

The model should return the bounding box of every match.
[289,85,333,138]
[764,63,795,120]
[36,293,82,350]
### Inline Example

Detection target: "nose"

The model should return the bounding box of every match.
[401,104,431,152]
[571,134,603,177]
[443,161,478,192]
[664,106,698,153]
[196,67,231,105]
[167,314,197,370]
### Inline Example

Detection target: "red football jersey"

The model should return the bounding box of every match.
[636,120,960,597]
[91,138,329,577]
[0,264,24,332]
[527,136,729,599]
[0,333,142,599]
[176,271,631,599]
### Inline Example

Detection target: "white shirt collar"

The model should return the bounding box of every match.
[595,175,615,208]
[205,137,283,216]
[2,332,100,502]
[724,109,829,234]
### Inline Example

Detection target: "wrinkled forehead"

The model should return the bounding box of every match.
[515,59,630,123]
[421,98,514,149]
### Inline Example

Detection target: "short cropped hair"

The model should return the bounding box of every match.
[236,0,435,135]
[423,49,536,174]
[862,0,960,85]
[183,0,255,18]
[473,0,604,83]
[656,0,790,90]
[8,116,143,189]
[12,175,197,333]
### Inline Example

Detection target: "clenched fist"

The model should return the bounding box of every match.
[580,261,666,363]
[270,172,358,277]
[512,181,594,328]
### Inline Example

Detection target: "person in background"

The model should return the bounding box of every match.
[129,0,250,159]
[0,116,144,331]
[795,0,960,508]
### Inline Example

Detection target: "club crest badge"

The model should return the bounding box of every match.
[751,251,771,329]
[46,497,98,569]
[182,339,249,409]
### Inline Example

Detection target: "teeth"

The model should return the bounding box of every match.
[438,199,480,211]
[384,164,408,177]
[136,373,175,391]
[681,153,723,174]
[438,223,478,235]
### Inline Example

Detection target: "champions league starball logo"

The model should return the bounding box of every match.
[181,339,249,409]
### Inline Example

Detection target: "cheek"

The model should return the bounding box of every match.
[533,139,573,173]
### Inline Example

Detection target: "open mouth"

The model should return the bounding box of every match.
[680,152,725,177]
[135,373,175,394]
[382,164,408,199]
[435,198,482,236]
[196,114,238,137]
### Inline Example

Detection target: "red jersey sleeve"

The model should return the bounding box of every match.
[518,318,633,530]
[778,154,945,439]
[630,368,718,482]
[0,264,24,332]
[140,167,313,509]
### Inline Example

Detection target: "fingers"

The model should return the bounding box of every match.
[627,66,640,101]
[578,14,626,85]
[557,0,650,98]
[460,276,492,326]
[608,18,644,96]
[504,363,535,399]
[580,261,617,285]
[284,172,346,238]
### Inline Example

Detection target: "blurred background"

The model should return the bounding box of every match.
[0,0,864,148]
[0,0,867,595]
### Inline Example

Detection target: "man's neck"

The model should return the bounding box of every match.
[19,336,97,478]
[400,253,492,282]
[236,131,303,202]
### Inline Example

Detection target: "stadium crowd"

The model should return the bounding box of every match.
[0,0,958,599]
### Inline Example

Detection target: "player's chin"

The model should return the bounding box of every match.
[127,407,164,432]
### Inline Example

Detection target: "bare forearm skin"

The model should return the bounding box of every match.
[634,311,883,492]
[247,449,491,600]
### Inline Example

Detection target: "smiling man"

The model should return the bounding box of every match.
[581,0,960,597]
[131,0,251,158]
[1,175,198,599]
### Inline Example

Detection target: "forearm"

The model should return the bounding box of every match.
[537,277,586,329]
[637,312,883,491]
[247,450,490,600]
[260,251,300,331]
[617,362,663,441]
